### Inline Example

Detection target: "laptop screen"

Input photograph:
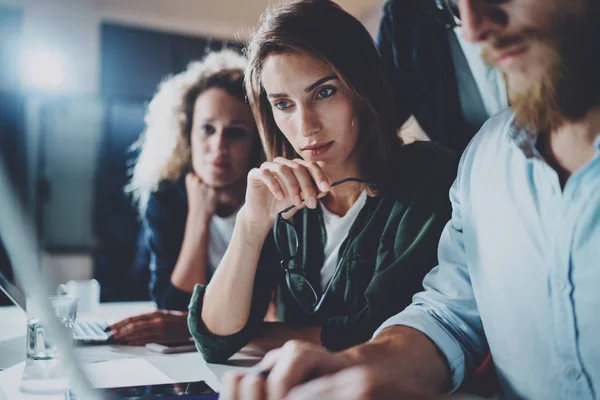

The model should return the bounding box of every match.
[0,269,25,310]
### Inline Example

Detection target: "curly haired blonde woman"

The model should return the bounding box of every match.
[106,50,265,345]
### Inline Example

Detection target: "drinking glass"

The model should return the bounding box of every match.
[20,295,78,394]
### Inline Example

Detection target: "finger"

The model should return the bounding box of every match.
[249,166,285,200]
[221,372,244,400]
[292,159,330,192]
[281,204,305,220]
[285,368,370,400]
[266,341,331,400]
[108,311,158,331]
[185,172,197,187]
[284,376,339,400]
[113,328,159,343]
[273,158,319,209]
[113,319,160,340]
[257,348,282,370]
[240,371,267,400]
[263,163,303,207]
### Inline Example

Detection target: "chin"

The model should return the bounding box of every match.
[209,173,246,188]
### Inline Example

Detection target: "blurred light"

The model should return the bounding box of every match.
[21,47,67,91]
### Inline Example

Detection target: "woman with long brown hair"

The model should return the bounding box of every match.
[189,0,456,362]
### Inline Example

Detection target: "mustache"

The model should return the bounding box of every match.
[481,34,530,66]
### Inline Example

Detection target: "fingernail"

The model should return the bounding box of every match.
[308,197,317,209]
[294,194,302,206]
[318,181,330,191]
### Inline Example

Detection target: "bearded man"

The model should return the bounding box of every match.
[220,1,600,399]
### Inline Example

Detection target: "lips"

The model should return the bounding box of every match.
[491,46,528,69]
[301,141,334,156]
[211,157,230,168]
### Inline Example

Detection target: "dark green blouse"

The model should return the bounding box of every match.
[188,142,457,362]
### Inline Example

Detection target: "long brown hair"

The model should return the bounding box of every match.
[245,0,401,191]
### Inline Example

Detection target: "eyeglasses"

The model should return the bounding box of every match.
[435,0,461,27]
[272,177,377,314]
[433,0,508,28]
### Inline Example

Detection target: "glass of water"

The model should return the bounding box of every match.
[20,295,78,394]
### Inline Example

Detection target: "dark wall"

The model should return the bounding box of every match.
[101,23,240,99]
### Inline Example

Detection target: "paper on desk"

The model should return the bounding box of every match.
[0,358,173,399]
[0,363,62,400]
[84,358,173,388]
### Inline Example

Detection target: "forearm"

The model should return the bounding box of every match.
[341,326,450,395]
[201,209,271,336]
[170,217,211,293]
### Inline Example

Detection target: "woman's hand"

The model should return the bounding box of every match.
[241,158,331,228]
[107,310,191,346]
[185,172,217,225]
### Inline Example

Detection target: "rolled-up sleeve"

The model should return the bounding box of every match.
[373,152,488,392]
[187,235,280,363]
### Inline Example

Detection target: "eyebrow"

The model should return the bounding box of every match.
[267,74,338,99]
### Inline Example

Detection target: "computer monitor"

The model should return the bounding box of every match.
[0,269,25,310]
[0,158,101,399]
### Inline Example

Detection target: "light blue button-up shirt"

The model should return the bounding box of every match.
[375,109,600,399]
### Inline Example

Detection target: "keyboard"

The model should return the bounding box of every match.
[73,320,110,342]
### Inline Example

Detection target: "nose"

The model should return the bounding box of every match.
[459,0,507,43]
[296,105,321,137]
[210,128,229,154]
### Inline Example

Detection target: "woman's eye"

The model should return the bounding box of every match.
[316,87,336,99]
[200,124,215,135]
[274,101,291,111]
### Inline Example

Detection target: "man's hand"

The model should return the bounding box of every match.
[220,326,452,400]
[283,366,443,400]
[221,340,353,400]
[107,310,190,346]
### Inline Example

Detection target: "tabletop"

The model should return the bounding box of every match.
[0,302,261,398]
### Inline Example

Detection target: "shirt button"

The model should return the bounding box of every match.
[565,367,581,380]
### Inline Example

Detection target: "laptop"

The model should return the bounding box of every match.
[0,147,216,400]
[0,269,111,342]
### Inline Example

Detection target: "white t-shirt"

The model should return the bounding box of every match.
[206,211,237,279]
[318,191,368,290]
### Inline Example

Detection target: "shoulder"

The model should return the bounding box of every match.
[144,176,188,223]
[459,109,515,172]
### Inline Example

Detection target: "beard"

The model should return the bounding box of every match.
[482,5,600,134]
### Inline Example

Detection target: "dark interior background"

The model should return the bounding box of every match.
[0,9,240,304]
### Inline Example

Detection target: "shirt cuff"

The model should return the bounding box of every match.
[159,282,192,311]
[373,306,466,393]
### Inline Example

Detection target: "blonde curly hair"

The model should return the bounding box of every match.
[127,49,254,214]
